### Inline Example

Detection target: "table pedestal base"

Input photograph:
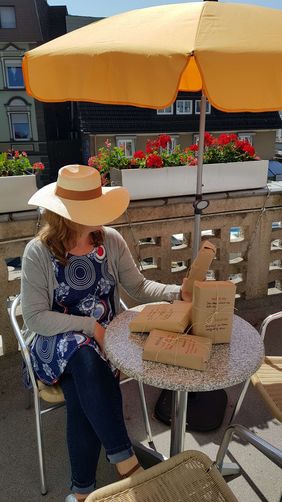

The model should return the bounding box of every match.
[155,389,228,432]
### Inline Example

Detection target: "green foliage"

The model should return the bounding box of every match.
[88,142,131,184]
[0,150,45,177]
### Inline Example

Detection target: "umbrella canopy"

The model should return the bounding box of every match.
[22,1,282,112]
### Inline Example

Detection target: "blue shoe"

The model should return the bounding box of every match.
[65,495,78,502]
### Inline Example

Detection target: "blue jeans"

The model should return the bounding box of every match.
[60,346,133,495]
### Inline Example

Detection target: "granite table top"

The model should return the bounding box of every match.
[105,305,265,392]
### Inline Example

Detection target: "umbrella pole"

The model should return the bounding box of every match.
[192,92,207,260]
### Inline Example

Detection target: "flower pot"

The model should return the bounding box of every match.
[0,174,38,213]
[110,160,268,200]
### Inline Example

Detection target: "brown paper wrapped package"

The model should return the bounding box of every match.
[129,302,192,333]
[142,329,212,370]
[192,280,236,344]
[182,240,216,296]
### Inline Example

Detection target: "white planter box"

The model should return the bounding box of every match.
[110,160,268,200]
[0,174,38,213]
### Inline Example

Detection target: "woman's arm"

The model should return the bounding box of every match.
[21,241,96,337]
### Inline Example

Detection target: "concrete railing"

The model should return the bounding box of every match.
[1,187,282,356]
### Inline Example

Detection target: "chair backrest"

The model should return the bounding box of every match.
[254,311,282,422]
[9,294,38,390]
[259,311,282,345]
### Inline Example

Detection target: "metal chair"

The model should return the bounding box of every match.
[9,294,154,495]
[230,311,282,424]
[85,424,282,502]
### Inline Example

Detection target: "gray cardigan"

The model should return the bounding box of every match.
[21,226,181,340]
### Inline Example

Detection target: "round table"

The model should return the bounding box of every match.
[105,305,264,456]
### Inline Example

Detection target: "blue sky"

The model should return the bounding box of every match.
[47,0,282,17]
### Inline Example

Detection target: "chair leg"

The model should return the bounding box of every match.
[33,390,48,495]
[215,424,282,472]
[24,388,32,410]
[137,380,156,449]
[228,378,251,424]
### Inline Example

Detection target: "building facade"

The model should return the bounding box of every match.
[0,0,83,186]
[78,92,282,163]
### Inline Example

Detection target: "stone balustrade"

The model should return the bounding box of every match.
[1,187,282,357]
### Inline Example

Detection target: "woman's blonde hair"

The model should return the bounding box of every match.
[38,210,104,265]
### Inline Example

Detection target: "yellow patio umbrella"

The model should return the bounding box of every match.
[22,1,282,257]
[23,1,282,112]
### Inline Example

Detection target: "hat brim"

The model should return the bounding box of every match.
[29,183,130,226]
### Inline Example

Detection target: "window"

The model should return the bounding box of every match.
[157,105,173,115]
[6,98,32,141]
[10,113,31,140]
[195,100,211,115]
[193,134,199,145]
[116,137,135,157]
[4,60,24,88]
[170,136,178,151]
[238,133,254,145]
[176,100,192,115]
[0,7,16,28]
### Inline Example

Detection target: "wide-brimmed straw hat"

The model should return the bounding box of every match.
[28,164,130,226]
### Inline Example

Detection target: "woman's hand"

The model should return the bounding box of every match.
[93,322,106,352]
[180,278,192,303]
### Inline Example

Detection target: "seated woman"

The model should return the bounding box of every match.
[21,164,185,502]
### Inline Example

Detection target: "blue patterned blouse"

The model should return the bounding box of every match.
[29,245,116,385]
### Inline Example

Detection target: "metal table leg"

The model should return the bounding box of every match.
[170,390,188,456]
[133,389,189,466]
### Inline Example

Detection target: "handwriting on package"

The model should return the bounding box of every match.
[192,280,236,344]
[142,329,212,370]
[129,303,192,334]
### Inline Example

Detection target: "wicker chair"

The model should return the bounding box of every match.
[9,294,154,495]
[85,424,282,502]
[250,311,282,422]
[251,356,282,421]
[231,311,282,424]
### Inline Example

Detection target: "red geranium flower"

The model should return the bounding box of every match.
[241,143,255,157]
[88,156,98,167]
[218,134,231,146]
[159,134,171,149]
[189,158,198,166]
[33,162,45,171]
[228,134,238,142]
[145,140,154,154]
[204,132,215,146]
[146,154,163,168]
[218,133,238,146]
[146,138,161,153]
[134,150,146,159]
[189,144,199,152]
[32,162,45,171]
[235,139,255,157]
